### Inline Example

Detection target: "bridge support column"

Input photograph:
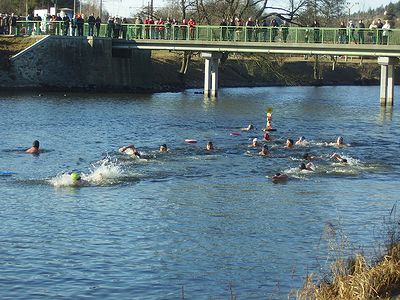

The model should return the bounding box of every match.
[202,52,222,97]
[378,57,398,106]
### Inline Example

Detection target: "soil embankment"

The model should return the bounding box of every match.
[0,36,394,92]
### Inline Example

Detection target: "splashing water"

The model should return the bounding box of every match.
[49,158,125,187]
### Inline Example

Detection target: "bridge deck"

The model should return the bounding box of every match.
[112,39,400,57]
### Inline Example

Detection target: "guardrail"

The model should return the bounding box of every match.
[13,21,400,45]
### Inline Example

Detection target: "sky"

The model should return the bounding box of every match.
[101,0,394,18]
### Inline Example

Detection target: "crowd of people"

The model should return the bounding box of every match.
[0,11,395,44]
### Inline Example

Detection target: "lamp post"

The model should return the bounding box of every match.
[347,2,359,23]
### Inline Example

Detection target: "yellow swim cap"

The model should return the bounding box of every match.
[71,172,81,181]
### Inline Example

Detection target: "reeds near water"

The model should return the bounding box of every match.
[297,206,400,300]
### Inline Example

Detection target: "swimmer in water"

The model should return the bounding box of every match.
[271,172,288,183]
[241,124,254,131]
[249,138,259,148]
[26,140,40,154]
[259,144,270,156]
[303,152,322,161]
[330,153,348,163]
[159,144,168,153]
[206,141,214,151]
[335,136,347,147]
[285,139,294,149]
[263,131,271,141]
[295,136,307,145]
[300,162,314,171]
[70,172,86,186]
[119,144,141,158]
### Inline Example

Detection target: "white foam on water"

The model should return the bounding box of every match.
[48,158,140,187]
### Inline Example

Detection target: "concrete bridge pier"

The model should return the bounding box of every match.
[202,52,222,97]
[378,57,398,106]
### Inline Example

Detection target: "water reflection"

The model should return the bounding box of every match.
[379,106,393,122]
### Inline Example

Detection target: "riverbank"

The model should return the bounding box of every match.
[0,36,395,93]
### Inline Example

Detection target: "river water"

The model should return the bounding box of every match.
[0,86,399,299]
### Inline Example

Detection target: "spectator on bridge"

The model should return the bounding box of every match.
[220,18,227,41]
[71,14,77,36]
[148,17,155,39]
[270,18,279,42]
[157,18,165,39]
[114,17,121,38]
[348,20,356,43]
[165,17,172,39]
[135,16,143,39]
[9,13,17,35]
[26,13,34,35]
[281,20,289,42]
[144,17,150,39]
[228,18,235,41]
[357,19,365,44]
[107,16,114,38]
[188,17,196,39]
[369,19,378,44]
[88,13,95,36]
[76,14,84,36]
[377,18,383,44]
[3,13,10,35]
[245,17,255,42]
[338,21,346,44]
[62,14,70,36]
[121,17,128,39]
[0,13,4,34]
[33,14,42,35]
[181,18,187,40]
[382,20,391,45]
[311,19,320,43]
[95,16,101,37]
[261,19,269,42]
[55,13,62,35]
[172,18,179,39]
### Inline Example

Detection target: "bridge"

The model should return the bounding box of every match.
[15,22,400,105]
[111,38,400,105]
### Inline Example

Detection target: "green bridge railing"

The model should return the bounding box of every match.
[14,21,400,46]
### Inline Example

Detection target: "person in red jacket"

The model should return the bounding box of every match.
[188,17,196,39]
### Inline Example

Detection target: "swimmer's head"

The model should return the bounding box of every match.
[248,124,254,129]
[303,153,310,160]
[299,163,306,170]
[286,139,294,146]
[337,136,344,144]
[263,144,268,150]
[299,136,305,141]
[342,158,348,163]
[33,140,39,148]
[252,138,258,143]
[160,144,168,152]
[71,172,81,181]
[263,132,270,140]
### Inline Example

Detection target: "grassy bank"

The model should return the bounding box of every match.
[297,209,400,300]
[0,36,43,70]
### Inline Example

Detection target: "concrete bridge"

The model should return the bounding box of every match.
[113,39,400,105]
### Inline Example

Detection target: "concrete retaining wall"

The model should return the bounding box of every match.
[7,36,153,92]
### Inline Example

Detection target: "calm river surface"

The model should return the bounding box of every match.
[0,86,399,299]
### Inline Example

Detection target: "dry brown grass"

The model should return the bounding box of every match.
[297,209,400,300]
